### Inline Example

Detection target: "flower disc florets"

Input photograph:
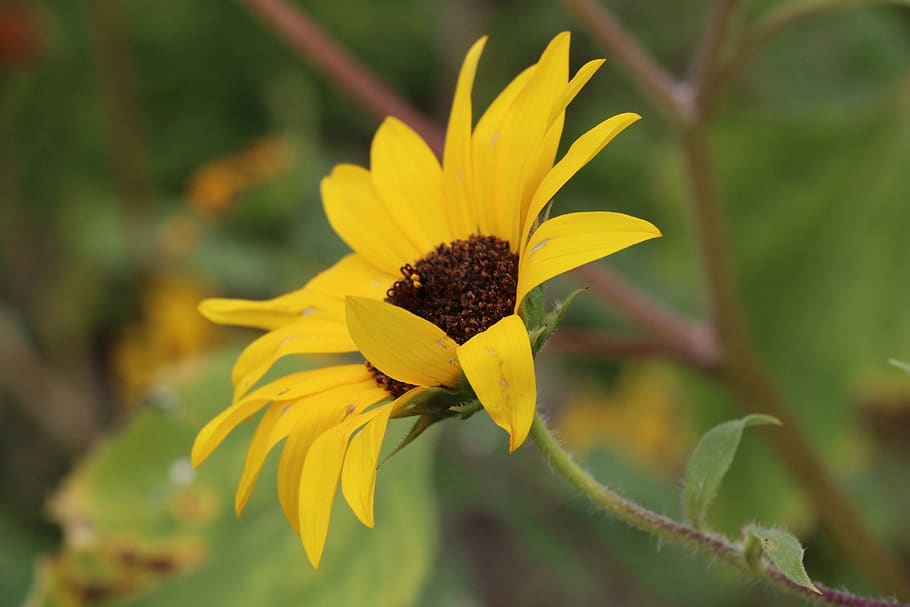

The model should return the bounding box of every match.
[368,234,519,397]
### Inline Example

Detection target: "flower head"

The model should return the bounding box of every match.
[192,32,661,568]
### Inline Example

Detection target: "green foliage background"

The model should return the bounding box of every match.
[2,1,909,606]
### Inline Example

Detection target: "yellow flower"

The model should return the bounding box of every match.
[192,32,661,568]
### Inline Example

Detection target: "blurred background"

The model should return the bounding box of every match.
[2,0,910,605]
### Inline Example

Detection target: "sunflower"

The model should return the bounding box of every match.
[191,31,661,568]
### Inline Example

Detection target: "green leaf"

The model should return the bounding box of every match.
[683,414,781,528]
[26,348,439,607]
[748,526,821,594]
[889,358,910,373]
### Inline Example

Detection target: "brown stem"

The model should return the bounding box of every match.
[545,330,710,366]
[712,0,910,104]
[687,0,742,115]
[560,0,693,123]
[679,125,910,599]
[239,0,445,156]
[573,264,719,370]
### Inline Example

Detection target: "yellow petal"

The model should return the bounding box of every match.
[341,388,424,527]
[275,381,387,534]
[234,401,284,515]
[520,113,642,250]
[477,32,572,243]
[230,317,357,401]
[472,64,536,235]
[191,364,369,468]
[512,111,564,248]
[298,406,387,568]
[236,384,384,516]
[563,59,606,112]
[345,297,461,387]
[198,254,395,332]
[371,117,450,250]
[198,293,342,332]
[304,254,396,299]
[510,59,607,246]
[443,36,486,240]
[322,164,423,274]
[516,211,662,307]
[456,315,536,453]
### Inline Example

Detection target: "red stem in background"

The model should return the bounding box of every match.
[240,0,445,156]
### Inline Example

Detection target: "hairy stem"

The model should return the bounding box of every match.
[530,413,909,607]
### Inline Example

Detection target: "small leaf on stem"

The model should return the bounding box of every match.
[683,414,780,528]
[749,526,821,594]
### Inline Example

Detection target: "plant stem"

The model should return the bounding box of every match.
[679,120,910,600]
[559,0,691,123]
[566,0,910,593]
[530,413,910,607]
[712,0,910,104]
[687,0,742,116]
[239,0,445,155]
[545,330,716,372]
[574,264,719,370]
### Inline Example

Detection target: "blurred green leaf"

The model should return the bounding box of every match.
[748,526,820,594]
[26,349,438,607]
[683,414,781,529]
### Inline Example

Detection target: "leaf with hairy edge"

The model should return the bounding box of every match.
[749,526,821,594]
[683,414,781,528]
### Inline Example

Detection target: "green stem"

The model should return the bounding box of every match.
[679,124,910,599]
[530,413,909,607]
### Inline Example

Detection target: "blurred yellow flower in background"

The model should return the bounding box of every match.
[193,32,660,568]
[113,275,214,406]
[555,364,689,474]
[187,137,293,218]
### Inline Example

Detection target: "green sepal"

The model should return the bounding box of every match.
[448,399,483,419]
[746,525,821,594]
[519,284,546,333]
[531,288,587,354]
[379,413,445,468]
[682,414,780,529]
[391,386,462,418]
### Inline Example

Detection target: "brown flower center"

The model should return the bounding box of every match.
[367,234,519,397]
